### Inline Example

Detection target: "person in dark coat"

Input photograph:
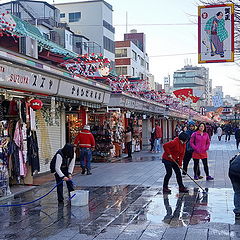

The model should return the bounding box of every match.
[235,126,240,149]
[229,154,240,220]
[182,121,196,177]
[53,144,76,204]
[225,124,232,142]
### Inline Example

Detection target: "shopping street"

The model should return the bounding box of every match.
[0,135,239,240]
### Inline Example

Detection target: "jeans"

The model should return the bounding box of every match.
[154,138,161,152]
[163,159,184,188]
[193,158,209,177]
[126,141,132,157]
[55,168,74,202]
[80,148,92,170]
[225,133,231,141]
[182,151,193,174]
[229,173,240,214]
[236,139,240,149]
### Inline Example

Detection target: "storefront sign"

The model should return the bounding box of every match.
[58,81,105,103]
[125,99,136,108]
[0,63,59,95]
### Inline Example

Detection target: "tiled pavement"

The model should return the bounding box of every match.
[0,135,239,239]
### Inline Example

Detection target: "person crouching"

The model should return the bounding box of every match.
[54,143,76,204]
[162,132,189,194]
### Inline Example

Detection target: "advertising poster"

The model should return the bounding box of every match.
[198,4,234,63]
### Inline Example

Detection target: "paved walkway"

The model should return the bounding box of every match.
[0,135,239,240]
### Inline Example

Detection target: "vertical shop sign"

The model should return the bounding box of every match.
[198,4,234,63]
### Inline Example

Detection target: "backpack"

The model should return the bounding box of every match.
[50,150,63,173]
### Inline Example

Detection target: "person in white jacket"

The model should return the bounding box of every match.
[217,126,223,141]
[54,143,76,204]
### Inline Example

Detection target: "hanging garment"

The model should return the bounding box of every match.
[30,108,36,131]
[13,121,26,177]
[8,100,18,116]
[27,130,40,175]
[0,101,3,121]
[21,100,27,123]
[8,141,20,180]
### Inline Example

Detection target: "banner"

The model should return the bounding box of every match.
[198,4,234,63]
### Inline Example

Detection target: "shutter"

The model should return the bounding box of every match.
[35,107,62,173]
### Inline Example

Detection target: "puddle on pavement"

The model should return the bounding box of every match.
[0,185,236,239]
[146,187,235,226]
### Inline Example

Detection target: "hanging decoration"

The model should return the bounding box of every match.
[30,99,43,111]
[60,54,110,78]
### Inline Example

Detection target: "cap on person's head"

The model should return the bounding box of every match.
[178,132,189,142]
[188,120,195,126]
[83,125,90,130]
[62,143,74,159]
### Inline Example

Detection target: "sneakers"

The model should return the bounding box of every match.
[198,176,204,179]
[179,187,189,193]
[194,176,199,180]
[81,167,86,175]
[206,176,214,181]
[163,187,171,194]
[87,169,92,175]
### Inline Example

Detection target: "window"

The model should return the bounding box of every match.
[69,12,81,22]
[103,36,115,53]
[116,67,127,75]
[132,67,135,76]
[60,13,65,18]
[146,62,149,70]
[115,48,127,58]
[140,57,144,66]
[103,20,115,33]
[132,50,137,61]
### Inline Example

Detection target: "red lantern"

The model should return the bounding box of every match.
[30,99,43,110]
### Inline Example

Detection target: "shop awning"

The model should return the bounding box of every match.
[1,14,78,58]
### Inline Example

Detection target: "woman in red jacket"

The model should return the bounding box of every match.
[162,132,189,194]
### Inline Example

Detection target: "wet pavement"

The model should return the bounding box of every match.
[0,135,240,239]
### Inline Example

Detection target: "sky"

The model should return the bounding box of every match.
[0,0,239,97]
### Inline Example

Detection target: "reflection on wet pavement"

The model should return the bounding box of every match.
[0,184,236,240]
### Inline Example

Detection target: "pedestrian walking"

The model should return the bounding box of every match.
[74,125,95,175]
[206,123,213,140]
[217,126,223,141]
[190,122,214,181]
[125,126,132,158]
[149,128,155,152]
[225,123,232,142]
[235,126,240,149]
[229,154,240,220]
[154,123,162,153]
[50,143,76,204]
[162,132,190,194]
[182,121,196,177]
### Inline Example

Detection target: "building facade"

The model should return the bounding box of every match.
[55,0,115,63]
[173,65,212,107]
[115,31,150,81]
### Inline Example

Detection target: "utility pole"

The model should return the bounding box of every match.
[126,11,128,33]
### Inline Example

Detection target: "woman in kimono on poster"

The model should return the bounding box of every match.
[205,11,228,58]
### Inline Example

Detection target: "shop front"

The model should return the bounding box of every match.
[0,50,111,197]
[109,93,166,152]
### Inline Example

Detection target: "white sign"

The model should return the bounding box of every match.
[0,64,59,94]
[198,4,234,63]
[58,81,105,103]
